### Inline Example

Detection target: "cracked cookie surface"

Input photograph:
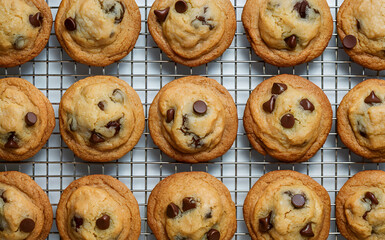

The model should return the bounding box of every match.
[0,78,55,161]
[243,170,331,240]
[148,76,238,163]
[59,75,145,162]
[337,79,385,162]
[243,74,332,162]
[148,0,236,67]
[0,0,52,67]
[55,0,141,66]
[147,172,236,240]
[56,175,141,240]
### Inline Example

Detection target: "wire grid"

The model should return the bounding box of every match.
[1,0,385,239]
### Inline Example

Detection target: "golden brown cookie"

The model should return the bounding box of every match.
[148,0,236,67]
[242,0,333,67]
[56,175,141,240]
[337,79,385,162]
[0,171,53,240]
[0,78,55,161]
[243,74,332,162]
[337,0,385,71]
[147,172,236,240]
[148,76,238,163]
[336,170,385,240]
[55,0,141,66]
[0,0,53,68]
[59,75,145,162]
[243,170,331,240]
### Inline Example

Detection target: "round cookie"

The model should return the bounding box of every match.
[59,75,145,162]
[242,0,333,67]
[0,171,53,240]
[56,175,141,240]
[0,0,53,68]
[0,78,55,161]
[148,76,238,163]
[243,170,331,240]
[336,170,385,240]
[337,0,385,71]
[55,0,141,66]
[243,74,332,162]
[147,171,236,240]
[148,0,236,67]
[337,79,385,162]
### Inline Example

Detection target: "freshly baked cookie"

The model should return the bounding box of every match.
[242,0,333,67]
[336,170,385,240]
[0,171,53,240]
[243,74,332,162]
[337,79,385,162]
[55,0,141,66]
[56,175,141,240]
[59,75,145,162]
[0,78,55,161]
[147,172,236,240]
[337,0,385,71]
[148,76,238,163]
[0,0,52,68]
[148,0,236,67]
[244,170,331,240]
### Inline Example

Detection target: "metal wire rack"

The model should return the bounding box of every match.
[1,0,385,239]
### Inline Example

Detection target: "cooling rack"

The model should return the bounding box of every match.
[1,0,385,239]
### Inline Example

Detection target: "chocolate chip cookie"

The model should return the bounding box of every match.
[242,0,333,67]
[0,0,52,68]
[0,171,53,240]
[55,0,141,66]
[337,79,385,162]
[148,76,238,163]
[336,170,385,240]
[243,74,332,162]
[147,172,236,240]
[0,78,55,161]
[337,0,385,71]
[59,75,145,162]
[244,170,331,240]
[148,0,236,67]
[56,175,141,240]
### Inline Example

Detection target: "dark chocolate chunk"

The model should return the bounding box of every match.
[300,223,314,237]
[98,101,105,110]
[73,216,83,229]
[96,215,110,230]
[263,95,276,113]
[364,91,381,104]
[300,99,315,112]
[182,197,197,211]
[65,17,76,31]
[259,212,273,233]
[25,112,37,126]
[285,35,297,49]
[271,83,287,95]
[5,132,18,148]
[29,12,43,27]
[106,121,121,135]
[365,192,379,205]
[13,36,25,50]
[90,132,105,143]
[167,203,181,218]
[193,100,207,114]
[20,218,35,233]
[175,0,188,13]
[281,113,295,128]
[291,194,306,208]
[166,109,175,123]
[154,7,170,22]
[342,35,357,49]
[294,0,309,18]
[206,229,220,240]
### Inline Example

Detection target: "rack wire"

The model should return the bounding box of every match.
[1,0,385,239]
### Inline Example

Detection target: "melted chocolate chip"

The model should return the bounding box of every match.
[167,203,181,218]
[281,113,295,128]
[357,20,361,30]
[25,112,37,126]
[175,0,188,13]
[90,131,105,143]
[365,192,379,205]
[69,117,78,131]
[5,132,18,148]
[13,36,25,50]
[263,95,276,113]
[182,197,197,211]
[166,109,175,123]
[363,211,369,220]
[205,211,212,219]
[65,17,76,31]
[300,223,314,237]
[20,218,35,233]
[96,215,110,230]
[342,35,357,49]
[195,16,214,30]
[1,191,7,203]
[271,83,287,95]
[98,101,105,110]
[300,99,315,112]
[114,2,125,24]
[285,35,297,49]
[111,89,125,103]
[73,216,83,229]
[29,12,43,27]
[294,0,309,18]
[259,212,273,233]
[291,194,306,208]
[364,91,381,104]
[193,100,207,114]
[106,121,121,135]
[155,7,170,23]
[206,229,220,240]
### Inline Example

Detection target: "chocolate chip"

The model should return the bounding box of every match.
[357,20,361,30]
[5,132,18,148]
[111,89,125,103]
[206,229,220,240]
[205,211,212,219]
[271,83,287,95]
[364,91,381,104]
[281,113,295,128]
[193,100,207,114]
[98,101,105,110]
[300,223,314,237]
[73,216,83,229]
[114,2,125,24]
[69,116,78,131]
[65,17,76,31]
[182,197,197,211]
[166,109,175,123]
[291,194,306,208]
[360,130,367,138]
[294,0,309,18]
[20,218,35,233]
[29,12,43,27]
[363,211,369,220]
[195,15,215,30]
[263,95,276,113]
[106,121,121,135]
[259,212,273,233]
[365,192,379,205]
[300,99,315,112]
[285,35,297,49]
[342,35,357,49]
[167,203,180,218]
[25,112,37,126]
[13,36,25,50]
[175,0,188,13]
[155,7,170,22]
[96,215,110,230]
[1,191,7,203]
[90,131,105,143]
